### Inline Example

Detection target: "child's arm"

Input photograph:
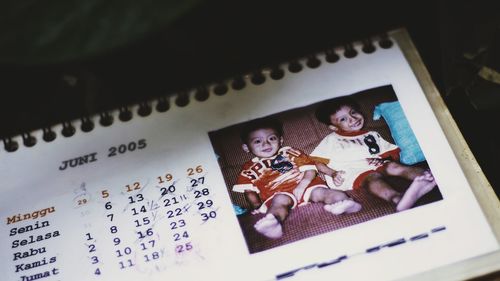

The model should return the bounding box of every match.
[244,190,262,211]
[316,162,334,176]
[316,162,345,187]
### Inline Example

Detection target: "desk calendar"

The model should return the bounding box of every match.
[1,29,499,281]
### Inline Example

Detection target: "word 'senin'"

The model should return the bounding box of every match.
[59,152,98,171]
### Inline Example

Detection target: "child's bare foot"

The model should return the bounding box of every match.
[324,199,362,215]
[420,170,435,181]
[396,171,437,212]
[254,214,283,239]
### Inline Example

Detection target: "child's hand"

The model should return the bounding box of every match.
[331,170,345,187]
[366,158,389,166]
[251,209,264,215]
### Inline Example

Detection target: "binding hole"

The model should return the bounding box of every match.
[3,138,19,152]
[61,122,76,137]
[362,39,376,54]
[270,66,285,80]
[250,71,266,85]
[231,77,246,90]
[81,117,95,132]
[156,97,170,112]
[22,133,36,147]
[119,106,133,122]
[288,61,303,73]
[344,44,358,58]
[306,55,321,68]
[99,112,114,127]
[195,87,210,101]
[325,49,340,63]
[213,83,228,96]
[42,128,56,142]
[175,92,190,107]
[379,34,393,49]
[138,102,152,117]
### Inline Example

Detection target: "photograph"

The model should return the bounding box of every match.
[208,85,443,254]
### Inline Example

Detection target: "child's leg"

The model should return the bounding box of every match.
[310,187,362,215]
[364,172,402,204]
[254,194,293,239]
[381,163,437,211]
[396,172,437,211]
[383,161,423,180]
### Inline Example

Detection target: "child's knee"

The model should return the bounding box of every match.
[310,187,327,202]
[386,162,425,179]
[384,161,403,174]
[312,187,348,202]
[364,172,384,184]
[329,190,348,201]
[271,194,294,207]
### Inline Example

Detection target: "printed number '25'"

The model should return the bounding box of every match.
[176,242,193,253]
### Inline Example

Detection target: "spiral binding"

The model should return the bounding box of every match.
[1,34,394,153]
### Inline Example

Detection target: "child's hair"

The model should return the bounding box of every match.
[239,117,283,144]
[315,96,362,125]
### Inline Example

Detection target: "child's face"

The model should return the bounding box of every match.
[329,105,364,132]
[242,128,283,158]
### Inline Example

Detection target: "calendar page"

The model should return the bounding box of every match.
[1,30,499,281]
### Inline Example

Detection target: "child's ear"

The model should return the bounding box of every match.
[280,137,284,146]
[328,125,338,131]
[242,144,250,153]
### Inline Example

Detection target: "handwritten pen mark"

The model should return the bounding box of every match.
[151,210,159,221]
[73,182,87,194]
[186,172,208,192]
[72,182,92,208]
[156,179,181,200]
[140,178,151,193]
[199,207,220,225]
[147,200,160,211]
[148,211,164,230]
[121,179,152,213]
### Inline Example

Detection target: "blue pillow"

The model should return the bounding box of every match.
[233,204,247,216]
[373,101,425,165]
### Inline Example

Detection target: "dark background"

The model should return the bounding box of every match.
[1,1,499,198]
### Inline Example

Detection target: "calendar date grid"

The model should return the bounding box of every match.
[77,165,218,277]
